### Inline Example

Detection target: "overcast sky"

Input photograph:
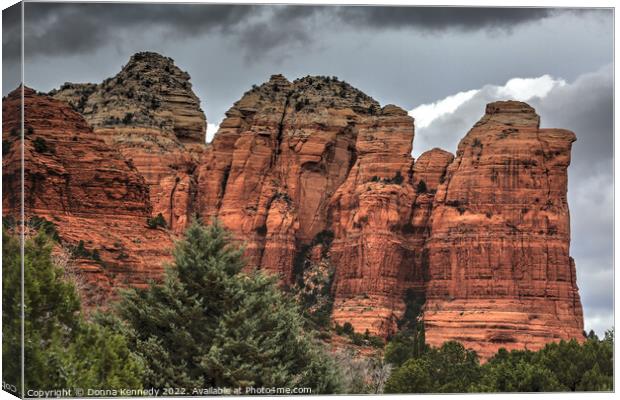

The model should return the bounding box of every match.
[2,3,614,335]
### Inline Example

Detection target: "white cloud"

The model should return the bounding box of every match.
[495,74,565,100]
[409,75,565,131]
[206,123,220,143]
[409,89,479,129]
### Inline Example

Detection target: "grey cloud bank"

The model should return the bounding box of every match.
[3,4,577,61]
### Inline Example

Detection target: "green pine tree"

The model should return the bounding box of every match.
[385,341,481,393]
[117,219,342,393]
[2,229,144,393]
[2,229,23,395]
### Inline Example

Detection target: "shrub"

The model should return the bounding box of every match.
[390,171,404,185]
[416,180,428,194]
[255,224,268,235]
[313,229,334,248]
[33,137,51,153]
[370,172,405,185]
[28,216,60,242]
[367,335,385,348]
[147,213,167,229]
[122,112,134,124]
[401,223,416,234]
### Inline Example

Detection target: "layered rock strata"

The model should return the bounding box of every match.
[195,75,432,334]
[13,52,584,357]
[51,52,206,232]
[2,87,173,305]
[423,101,584,359]
[328,105,420,336]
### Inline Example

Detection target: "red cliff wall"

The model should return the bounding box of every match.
[423,101,584,359]
[51,52,206,233]
[14,53,584,356]
[2,87,173,305]
[195,75,430,333]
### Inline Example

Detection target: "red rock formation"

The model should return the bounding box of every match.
[2,87,173,305]
[16,55,585,356]
[423,101,584,359]
[196,75,373,280]
[328,104,419,336]
[51,52,206,233]
[408,148,455,294]
[195,75,433,334]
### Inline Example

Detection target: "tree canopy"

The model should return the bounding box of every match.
[116,219,342,394]
[2,229,144,394]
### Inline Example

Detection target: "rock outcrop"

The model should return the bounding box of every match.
[13,52,584,358]
[423,101,584,359]
[328,104,419,336]
[50,52,206,232]
[195,75,429,334]
[2,87,173,305]
[196,75,372,278]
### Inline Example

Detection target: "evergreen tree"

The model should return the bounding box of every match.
[384,290,427,367]
[384,357,434,393]
[117,219,342,393]
[60,321,145,390]
[385,341,480,393]
[426,341,481,393]
[474,348,562,392]
[2,229,144,392]
[2,229,23,394]
[533,337,614,391]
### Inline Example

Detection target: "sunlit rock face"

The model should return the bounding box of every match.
[3,87,174,306]
[423,101,584,359]
[51,51,207,233]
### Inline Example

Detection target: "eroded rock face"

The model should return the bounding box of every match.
[195,75,429,333]
[328,104,419,336]
[50,52,206,232]
[15,57,585,356]
[2,87,173,306]
[197,75,370,277]
[423,101,584,359]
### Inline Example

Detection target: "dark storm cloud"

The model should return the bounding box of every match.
[10,3,582,61]
[2,2,22,64]
[9,3,257,59]
[335,6,554,31]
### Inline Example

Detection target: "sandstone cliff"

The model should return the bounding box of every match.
[194,75,432,335]
[423,101,584,359]
[50,52,206,232]
[2,87,173,305]
[12,53,584,358]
